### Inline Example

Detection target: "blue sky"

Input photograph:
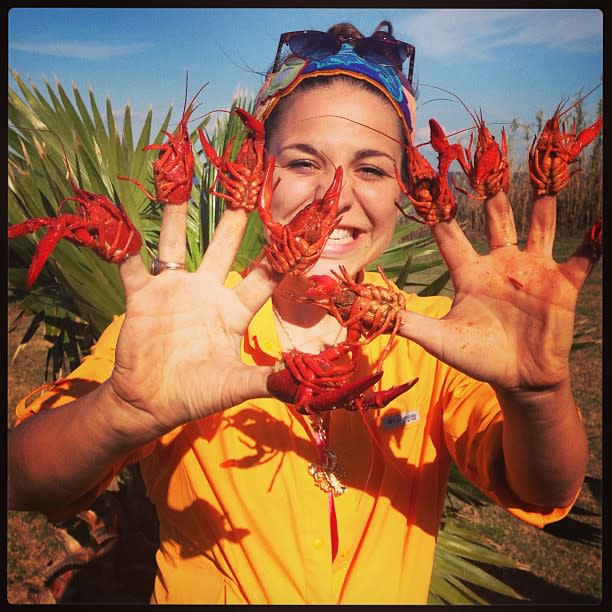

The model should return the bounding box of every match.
[8,7,603,162]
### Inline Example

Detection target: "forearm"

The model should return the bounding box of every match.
[497,377,588,508]
[8,380,157,516]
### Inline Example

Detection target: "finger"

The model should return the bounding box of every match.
[430,218,478,271]
[230,363,277,403]
[525,195,556,257]
[397,309,447,359]
[233,258,282,314]
[158,202,188,263]
[558,220,602,290]
[484,191,518,250]
[196,207,251,282]
[118,252,150,296]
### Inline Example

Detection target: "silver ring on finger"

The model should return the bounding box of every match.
[150,257,187,276]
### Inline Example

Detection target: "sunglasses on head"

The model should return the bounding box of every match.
[272,29,415,85]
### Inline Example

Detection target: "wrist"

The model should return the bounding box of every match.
[493,376,575,420]
[94,379,172,451]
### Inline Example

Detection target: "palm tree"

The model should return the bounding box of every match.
[8,72,526,603]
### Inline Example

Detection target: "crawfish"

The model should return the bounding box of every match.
[198,107,266,211]
[433,112,509,200]
[428,118,469,179]
[9,135,142,289]
[120,82,208,205]
[258,159,343,275]
[529,99,602,197]
[395,141,457,225]
[266,343,417,414]
[300,265,407,373]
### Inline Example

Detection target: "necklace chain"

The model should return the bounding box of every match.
[271,302,345,352]
[271,301,347,496]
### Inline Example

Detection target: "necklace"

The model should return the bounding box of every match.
[308,414,347,496]
[272,302,345,353]
[271,301,347,496]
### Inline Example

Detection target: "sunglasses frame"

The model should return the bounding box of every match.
[272,29,415,85]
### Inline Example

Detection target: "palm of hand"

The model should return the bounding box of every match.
[438,248,577,390]
[108,208,279,438]
[400,193,598,394]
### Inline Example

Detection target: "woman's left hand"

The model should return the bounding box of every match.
[398,191,600,395]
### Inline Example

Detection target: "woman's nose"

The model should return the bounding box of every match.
[336,173,353,216]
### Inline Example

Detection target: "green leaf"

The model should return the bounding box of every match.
[418,269,451,297]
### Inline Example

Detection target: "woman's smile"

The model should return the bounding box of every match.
[265,80,405,278]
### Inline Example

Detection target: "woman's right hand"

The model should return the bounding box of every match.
[107,202,280,442]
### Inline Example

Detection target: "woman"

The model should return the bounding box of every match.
[8,21,595,604]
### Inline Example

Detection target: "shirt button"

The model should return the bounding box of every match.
[313,538,323,549]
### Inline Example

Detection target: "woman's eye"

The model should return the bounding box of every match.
[286,159,317,171]
[358,165,388,178]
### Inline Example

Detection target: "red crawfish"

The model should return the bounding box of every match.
[431,114,509,200]
[8,136,142,290]
[416,84,510,201]
[529,98,603,197]
[395,139,457,225]
[198,107,266,211]
[266,342,417,415]
[428,117,469,179]
[120,82,208,205]
[258,158,344,275]
[299,264,407,373]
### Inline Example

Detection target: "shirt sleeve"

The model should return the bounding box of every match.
[13,314,157,519]
[440,365,579,528]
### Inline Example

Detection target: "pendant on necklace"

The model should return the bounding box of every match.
[308,448,347,496]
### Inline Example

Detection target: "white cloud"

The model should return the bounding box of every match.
[9,41,153,60]
[397,9,602,60]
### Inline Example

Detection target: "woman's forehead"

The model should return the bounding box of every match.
[273,83,405,143]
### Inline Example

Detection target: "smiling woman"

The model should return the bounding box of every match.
[8,16,599,605]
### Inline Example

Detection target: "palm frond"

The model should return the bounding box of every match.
[430,521,528,603]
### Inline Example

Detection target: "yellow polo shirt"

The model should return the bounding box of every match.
[16,270,574,604]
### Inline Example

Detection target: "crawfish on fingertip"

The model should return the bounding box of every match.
[529,98,602,197]
[120,82,209,205]
[299,264,407,374]
[258,159,344,276]
[432,113,509,201]
[395,139,457,225]
[198,107,267,211]
[8,131,142,289]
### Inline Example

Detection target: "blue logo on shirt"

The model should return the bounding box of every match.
[381,410,419,430]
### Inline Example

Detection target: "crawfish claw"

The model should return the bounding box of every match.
[296,371,383,414]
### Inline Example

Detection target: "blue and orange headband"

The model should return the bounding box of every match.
[254,43,417,142]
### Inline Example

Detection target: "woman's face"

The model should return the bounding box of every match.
[265,80,405,280]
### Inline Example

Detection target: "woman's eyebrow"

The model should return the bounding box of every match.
[279,143,398,163]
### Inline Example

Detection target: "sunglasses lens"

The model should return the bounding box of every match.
[288,31,340,59]
[356,37,407,67]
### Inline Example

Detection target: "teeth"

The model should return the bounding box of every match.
[329,228,354,243]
